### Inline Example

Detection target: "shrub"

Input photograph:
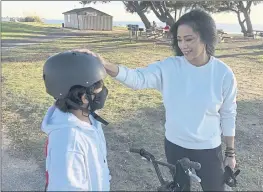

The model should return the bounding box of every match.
[23,15,43,23]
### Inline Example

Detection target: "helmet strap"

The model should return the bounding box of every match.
[66,98,109,126]
[66,98,91,114]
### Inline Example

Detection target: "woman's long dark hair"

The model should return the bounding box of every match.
[170,9,218,56]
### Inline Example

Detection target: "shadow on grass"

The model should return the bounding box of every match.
[1,40,154,63]
[215,40,263,51]
[3,84,263,191]
[55,37,133,46]
[215,41,263,59]
[1,32,124,45]
[2,22,128,46]
[216,50,263,59]
[2,34,46,39]
[241,44,263,50]
[2,36,64,45]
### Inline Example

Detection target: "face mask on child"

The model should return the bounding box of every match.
[90,86,108,111]
[86,86,109,125]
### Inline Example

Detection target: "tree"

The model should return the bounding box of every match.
[122,1,197,28]
[149,1,175,26]
[79,1,89,8]
[77,1,197,28]
[137,1,197,26]
[197,1,262,36]
[123,1,152,29]
[79,0,110,7]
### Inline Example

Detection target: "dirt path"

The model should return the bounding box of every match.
[1,90,46,191]
[2,143,45,191]
[2,35,63,49]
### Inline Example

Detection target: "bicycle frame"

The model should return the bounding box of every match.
[130,148,201,191]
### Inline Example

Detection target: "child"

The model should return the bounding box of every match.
[41,51,111,191]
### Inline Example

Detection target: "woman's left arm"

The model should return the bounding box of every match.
[224,136,235,149]
[219,70,238,162]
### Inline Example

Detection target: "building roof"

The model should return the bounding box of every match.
[62,7,112,17]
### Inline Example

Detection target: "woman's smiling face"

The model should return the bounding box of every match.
[177,24,206,63]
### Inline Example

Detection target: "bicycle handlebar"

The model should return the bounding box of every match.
[130,148,166,185]
[130,148,201,171]
[130,148,141,154]
[178,157,201,171]
[130,147,241,190]
[130,147,202,190]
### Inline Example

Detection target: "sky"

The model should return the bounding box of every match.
[2,1,263,24]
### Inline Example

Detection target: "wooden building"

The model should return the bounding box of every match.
[62,7,113,31]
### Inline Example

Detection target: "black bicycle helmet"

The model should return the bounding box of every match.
[43,51,109,125]
[43,51,107,99]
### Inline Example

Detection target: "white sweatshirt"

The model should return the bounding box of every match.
[41,105,111,191]
[115,56,237,149]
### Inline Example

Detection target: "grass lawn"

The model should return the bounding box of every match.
[2,22,263,191]
[1,22,62,39]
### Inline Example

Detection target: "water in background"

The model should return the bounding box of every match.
[44,19,263,34]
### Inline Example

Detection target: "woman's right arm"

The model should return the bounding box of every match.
[73,49,163,91]
[104,59,163,91]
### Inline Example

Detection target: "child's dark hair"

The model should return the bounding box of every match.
[55,80,103,112]
[170,9,217,56]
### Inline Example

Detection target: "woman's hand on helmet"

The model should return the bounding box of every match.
[72,49,119,77]
[72,49,107,65]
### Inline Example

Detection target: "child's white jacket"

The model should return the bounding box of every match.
[41,105,111,191]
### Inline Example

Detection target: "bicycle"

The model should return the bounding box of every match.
[130,148,241,191]
[130,148,201,191]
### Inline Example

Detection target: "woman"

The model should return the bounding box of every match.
[77,9,237,191]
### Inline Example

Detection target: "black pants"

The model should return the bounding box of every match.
[164,138,225,191]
